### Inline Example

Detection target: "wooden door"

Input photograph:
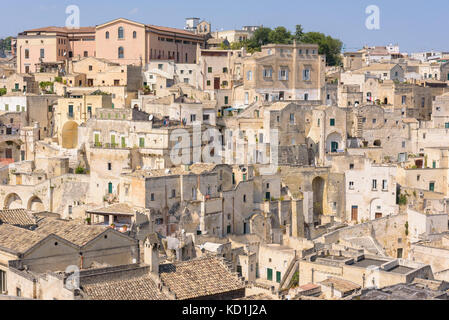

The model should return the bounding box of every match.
[351,206,358,221]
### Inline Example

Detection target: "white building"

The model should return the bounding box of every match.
[345,159,399,222]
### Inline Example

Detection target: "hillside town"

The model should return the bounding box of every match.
[2,15,449,301]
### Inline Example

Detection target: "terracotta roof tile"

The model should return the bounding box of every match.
[159,256,245,300]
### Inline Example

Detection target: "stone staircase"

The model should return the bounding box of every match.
[356,116,364,138]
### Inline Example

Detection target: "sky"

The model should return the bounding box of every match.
[0,0,448,53]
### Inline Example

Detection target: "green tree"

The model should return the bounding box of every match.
[293,24,304,42]
[301,32,343,66]
[219,42,230,50]
[268,26,292,44]
[251,27,272,47]
[0,88,6,96]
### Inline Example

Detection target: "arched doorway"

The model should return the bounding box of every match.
[370,198,383,220]
[28,196,45,212]
[312,177,325,225]
[326,132,343,153]
[4,193,23,209]
[62,121,78,149]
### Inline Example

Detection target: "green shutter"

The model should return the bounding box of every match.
[121,137,126,148]
[276,271,281,283]
[94,134,100,146]
[267,268,273,281]
[139,137,145,148]
[111,135,115,146]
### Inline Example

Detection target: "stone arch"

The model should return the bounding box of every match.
[326,132,343,153]
[27,196,45,212]
[4,193,23,209]
[62,121,78,149]
[370,198,384,220]
[312,177,325,225]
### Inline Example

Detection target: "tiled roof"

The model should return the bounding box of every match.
[159,256,245,300]
[23,26,96,34]
[87,203,134,216]
[0,224,46,254]
[36,218,107,247]
[148,25,204,39]
[82,275,168,300]
[235,293,274,300]
[319,277,360,293]
[0,209,36,227]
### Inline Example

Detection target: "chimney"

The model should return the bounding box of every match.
[144,236,159,274]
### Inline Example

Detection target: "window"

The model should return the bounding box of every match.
[118,27,124,39]
[25,49,29,59]
[84,51,88,57]
[330,118,335,126]
[89,65,93,71]
[402,95,406,105]
[429,182,435,192]
[151,193,155,201]
[349,164,354,170]
[40,48,45,59]
[304,93,309,101]
[382,180,388,191]
[223,67,228,73]
[208,67,212,73]
[190,114,196,122]
[139,137,145,148]
[279,69,289,80]
[372,118,377,124]
[372,179,378,191]
[106,31,109,39]
[108,162,112,171]
[0,270,5,294]
[263,68,273,78]
[417,175,421,181]
[16,287,21,297]
[68,205,73,215]
[133,31,137,39]
[243,195,247,202]
[349,181,354,190]
[206,80,211,86]
[118,47,124,59]
[445,123,449,129]
[402,141,406,148]
[247,71,252,80]
[171,189,176,198]
[303,69,310,81]
[290,113,295,124]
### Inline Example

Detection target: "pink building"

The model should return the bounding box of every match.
[16,18,205,74]
[95,18,205,65]
[16,27,96,73]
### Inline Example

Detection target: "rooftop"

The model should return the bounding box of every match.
[35,218,107,247]
[159,256,245,300]
[319,277,361,293]
[0,224,46,255]
[0,209,36,228]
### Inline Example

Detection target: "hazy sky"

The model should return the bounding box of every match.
[1,0,447,53]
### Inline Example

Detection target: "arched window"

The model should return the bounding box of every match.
[118,47,124,59]
[118,27,124,39]
[105,31,109,39]
[133,31,137,39]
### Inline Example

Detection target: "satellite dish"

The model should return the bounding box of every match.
[149,114,154,121]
